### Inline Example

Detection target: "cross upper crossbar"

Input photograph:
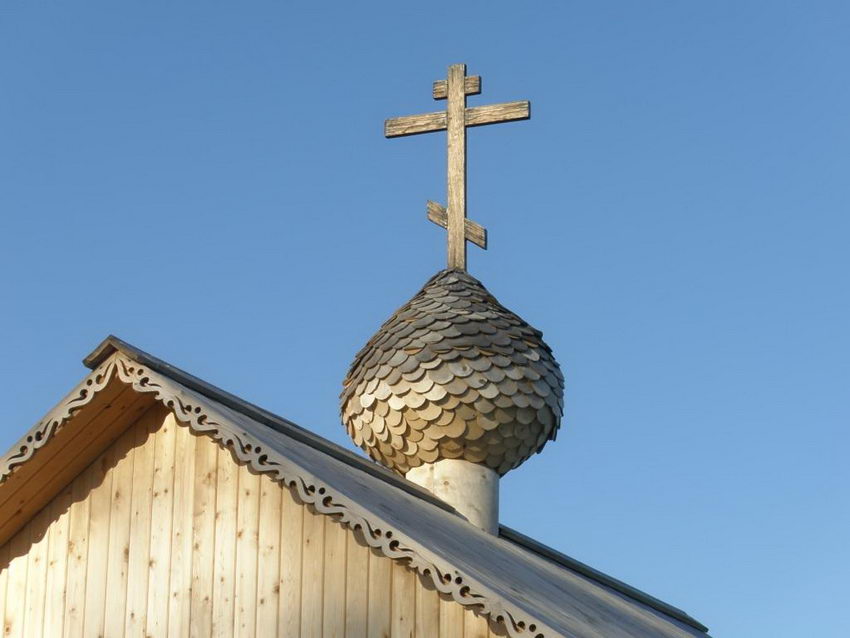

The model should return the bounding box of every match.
[384,64,530,270]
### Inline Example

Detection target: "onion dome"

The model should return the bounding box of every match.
[340,269,564,476]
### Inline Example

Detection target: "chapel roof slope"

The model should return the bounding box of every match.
[0,336,709,638]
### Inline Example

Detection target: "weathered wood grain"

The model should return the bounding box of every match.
[440,592,466,637]
[434,75,480,99]
[385,110,447,137]
[5,526,29,638]
[63,460,92,637]
[255,471,281,636]
[166,421,196,638]
[385,100,529,138]
[146,412,177,637]
[189,426,218,637]
[234,465,260,637]
[391,560,416,636]
[0,542,8,637]
[465,100,530,127]
[211,444,237,636]
[414,576,441,637]
[322,516,347,637]
[367,545,392,637]
[279,485,303,638]
[464,607,491,638]
[344,527,369,638]
[23,508,49,637]
[81,443,114,637]
[103,426,136,637]
[43,485,72,638]
[446,63,468,270]
[124,407,159,637]
[300,503,325,638]
[427,200,487,249]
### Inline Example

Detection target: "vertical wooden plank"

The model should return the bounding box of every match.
[4,524,30,638]
[234,465,260,637]
[43,484,72,637]
[414,577,441,638]
[255,474,281,636]
[367,547,391,638]
[0,543,8,633]
[278,485,303,638]
[211,444,237,636]
[300,503,325,638]
[189,435,218,638]
[146,412,178,638]
[322,516,347,637]
[344,527,369,638]
[124,408,159,637]
[63,464,91,638]
[23,508,50,636]
[167,423,197,638]
[82,441,115,637]
[464,608,490,638]
[391,561,416,638]
[439,595,465,638]
[103,426,136,636]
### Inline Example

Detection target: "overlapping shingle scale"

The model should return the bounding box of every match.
[341,269,564,475]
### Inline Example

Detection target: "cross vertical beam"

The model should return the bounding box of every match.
[446,63,467,270]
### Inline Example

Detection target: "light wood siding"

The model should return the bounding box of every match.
[0,405,502,637]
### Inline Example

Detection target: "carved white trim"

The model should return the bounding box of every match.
[0,353,553,638]
[0,362,117,480]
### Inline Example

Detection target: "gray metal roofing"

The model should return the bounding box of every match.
[80,336,709,638]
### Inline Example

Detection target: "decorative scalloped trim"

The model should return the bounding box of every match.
[0,363,117,480]
[0,354,551,638]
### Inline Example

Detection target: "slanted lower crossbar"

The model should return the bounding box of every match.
[426,201,487,249]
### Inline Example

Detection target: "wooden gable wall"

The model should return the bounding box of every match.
[0,404,502,637]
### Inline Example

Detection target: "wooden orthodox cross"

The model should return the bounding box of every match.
[385,63,530,270]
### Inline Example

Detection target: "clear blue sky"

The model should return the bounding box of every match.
[2,2,848,636]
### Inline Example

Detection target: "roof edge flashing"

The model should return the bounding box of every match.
[83,334,122,369]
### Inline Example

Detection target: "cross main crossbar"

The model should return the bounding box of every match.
[384,101,530,138]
